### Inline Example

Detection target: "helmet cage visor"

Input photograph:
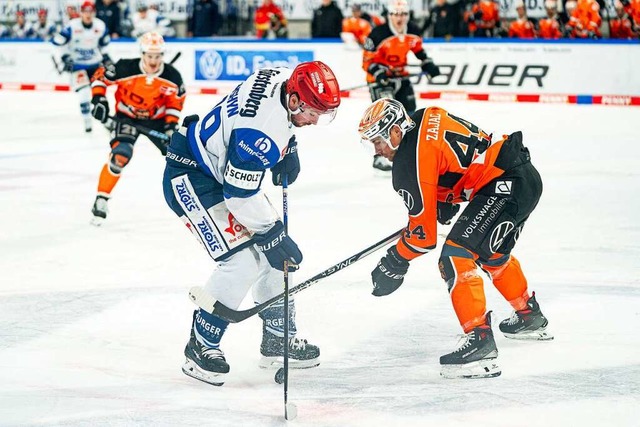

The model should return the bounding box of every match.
[293,101,338,125]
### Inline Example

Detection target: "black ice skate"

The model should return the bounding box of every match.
[90,195,109,226]
[259,328,320,369]
[499,292,554,341]
[440,312,501,379]
[372,154,392,172]
[182,329,230,386]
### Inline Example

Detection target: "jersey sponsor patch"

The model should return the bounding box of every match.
[495,180,513,195]
[224,163,264,190]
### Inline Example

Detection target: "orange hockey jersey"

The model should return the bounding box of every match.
[508,18,537,38]
[362,22,428,83]
[538,17,563,39]
[391,107,520,261]
[91,58,185,124]
[343,16,372,45]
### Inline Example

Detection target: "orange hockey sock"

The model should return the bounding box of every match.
[449,257,487,333]
[97,163,120,195]
[483,255,529,311]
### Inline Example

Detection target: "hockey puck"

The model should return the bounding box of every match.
[274,367,285,384]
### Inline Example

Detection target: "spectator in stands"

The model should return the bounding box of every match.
[508,0,537,37]
[0,24,10,39]
[466,0,500,37]
[565,0,602,38]
[97,0,122,39]
[622,0,640,33]
[342,4,373,45]
[610,0,637,38]
[538,0,564,38]
[33,9,58,41]
[422,0,460,38]
[11,10,35,39]
[132,3,174,38]
[187,0,221,37]
[254,0,287,39]
[312,0,344,38]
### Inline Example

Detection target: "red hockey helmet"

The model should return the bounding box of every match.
[286,61,341,125]
[80,1,96,12]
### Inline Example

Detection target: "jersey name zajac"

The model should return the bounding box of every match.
[392,106,515,261]
[362,22,428,83]
[91,58,185,123]
[52,18,110,67]
[185,67,294,233]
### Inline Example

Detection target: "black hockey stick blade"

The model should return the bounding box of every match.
[107,115,170,142]
[188,227,405,323]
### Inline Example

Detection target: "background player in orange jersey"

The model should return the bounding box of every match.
[89,31,185,225]
[537,1,564,39]
[358,98,553,379]
[508,1,537,38]
[362,0,440,171]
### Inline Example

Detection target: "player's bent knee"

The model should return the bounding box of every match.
[108,141,133,173]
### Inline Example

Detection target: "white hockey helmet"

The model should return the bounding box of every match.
[358,98,414,149]
[139,31,165,54]
[387,0,409,14]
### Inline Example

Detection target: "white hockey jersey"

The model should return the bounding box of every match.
[52,18,110,68]
[187,67,294,233]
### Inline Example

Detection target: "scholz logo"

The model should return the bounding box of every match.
[199,50,224,80]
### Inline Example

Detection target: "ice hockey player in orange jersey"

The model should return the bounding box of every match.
[467,0,500,37]
[565,0,602,38]
[508,1,537,38]
[538,1,563,39]
[89,31,185,225]
[343,6,373,46]
[610,0,637,38]
[358,98,553,379]
[362,0,440,172]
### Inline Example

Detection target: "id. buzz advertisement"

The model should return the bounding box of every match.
[195,50,314,81]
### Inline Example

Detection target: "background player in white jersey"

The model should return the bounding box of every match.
[162,61,341,386]
[52,1,111,132]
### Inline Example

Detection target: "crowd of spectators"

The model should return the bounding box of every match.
[1,0,639,41]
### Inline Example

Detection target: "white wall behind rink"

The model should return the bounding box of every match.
[1,40,639,97]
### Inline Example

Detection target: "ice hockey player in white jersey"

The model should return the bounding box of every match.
[162,61,341,386]
[52,1,111,132]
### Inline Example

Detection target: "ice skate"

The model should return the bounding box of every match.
[499,292,553,340]
[259,328,320,369]
[90,195,109,226]
[182,329,230,386]
[372,154,392,172]
[440,312,501,379]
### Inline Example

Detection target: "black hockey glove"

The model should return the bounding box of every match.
[254,221,303,272]
[164,121,178,137]
[421,58,441,78]
[61,54,74,73]
[271,136,300,186]
[369,63,391,85]
[437,201,461,225]
[91,95,110,123]
[371,246,410,297]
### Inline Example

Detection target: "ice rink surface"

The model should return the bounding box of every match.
[1,90,639,427]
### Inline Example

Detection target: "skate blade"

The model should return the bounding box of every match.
[502,328,554,341]
[259,355,320,370]
[182,359,226,386]
[90,216,105,226]
[440,358,501,379]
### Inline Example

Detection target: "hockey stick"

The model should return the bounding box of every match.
[281,176,296,420]
[341,72,427,92]
[51,55,63,75]
[106,115,170,142]
[188,227,405,323]
[168,51,182,65]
